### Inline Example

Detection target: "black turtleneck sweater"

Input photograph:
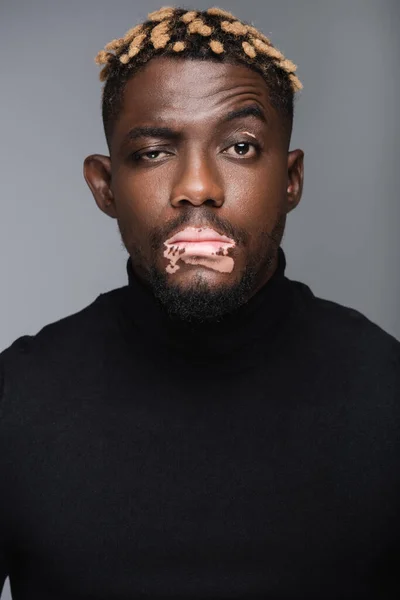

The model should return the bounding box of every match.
[1,248,400,600]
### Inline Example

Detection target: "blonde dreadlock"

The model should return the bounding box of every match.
[96,6,302,142]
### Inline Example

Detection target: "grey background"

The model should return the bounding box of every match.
[1,0,399,597]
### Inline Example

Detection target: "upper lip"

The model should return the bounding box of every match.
[166,227,234,244]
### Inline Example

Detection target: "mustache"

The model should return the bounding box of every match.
[149,209,249,250]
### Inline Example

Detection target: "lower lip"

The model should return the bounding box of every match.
[166,241,232,255]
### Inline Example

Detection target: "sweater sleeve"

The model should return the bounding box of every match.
[0,359,9,591]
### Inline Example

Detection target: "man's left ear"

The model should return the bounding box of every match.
[83,154,117,219]
[286,149,304,214]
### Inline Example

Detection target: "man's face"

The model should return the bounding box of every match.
[85,57,303,321]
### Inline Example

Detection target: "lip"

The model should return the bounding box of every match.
[165,226,235,245]
[165,241,233,255]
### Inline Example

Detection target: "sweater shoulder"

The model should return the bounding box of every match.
[315,294,399,348]
[0,286,127,378]
[291,279,400,364]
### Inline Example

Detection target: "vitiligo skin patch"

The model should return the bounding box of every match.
[163,227,236,274]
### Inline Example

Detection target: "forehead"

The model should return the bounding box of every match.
[117,56,274,127]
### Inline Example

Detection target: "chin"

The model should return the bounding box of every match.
[168,265,237,289]
[148,263,257,324]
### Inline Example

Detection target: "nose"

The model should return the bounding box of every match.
[170,150,225,208]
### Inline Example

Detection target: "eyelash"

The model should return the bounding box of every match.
[132,141,261,163]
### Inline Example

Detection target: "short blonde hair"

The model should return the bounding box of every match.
[96,6,302,142]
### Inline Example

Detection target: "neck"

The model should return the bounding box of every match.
[249,247,280,299]
[118,246,296,372]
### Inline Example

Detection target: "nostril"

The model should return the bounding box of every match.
[176,198,192,206]
[170,187,224,207]
[173,196,220,207]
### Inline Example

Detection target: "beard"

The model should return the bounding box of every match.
[121,210,286,324]
[149,259,261,324]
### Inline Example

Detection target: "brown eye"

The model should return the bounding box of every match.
[234,142,251,155]
[134,150,170,162]
[224,142,258,158]
[145,151,162,160]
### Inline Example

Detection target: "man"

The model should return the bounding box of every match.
[1,6,399,599]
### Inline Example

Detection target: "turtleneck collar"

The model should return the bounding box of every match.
[118,247,296,368]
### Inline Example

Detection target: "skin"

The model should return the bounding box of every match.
[84,56,304,302]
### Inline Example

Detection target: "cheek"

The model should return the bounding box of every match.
[113,170,168,243]
[223,159,287,231]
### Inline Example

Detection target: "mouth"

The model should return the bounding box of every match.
[165,226,235,246]
[163,226,236,275]
[165,241,232,255]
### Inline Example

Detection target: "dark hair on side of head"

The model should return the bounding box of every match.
[95,6,303,148]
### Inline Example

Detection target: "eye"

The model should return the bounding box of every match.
[133,150,170,162]
[224,142,259,158]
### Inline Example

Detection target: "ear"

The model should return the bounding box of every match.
[286,149,304,214]
[83,154,117,219]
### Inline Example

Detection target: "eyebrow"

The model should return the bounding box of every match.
[123,104,268,144]
[124,126,181,142]
[223,104,268,125]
